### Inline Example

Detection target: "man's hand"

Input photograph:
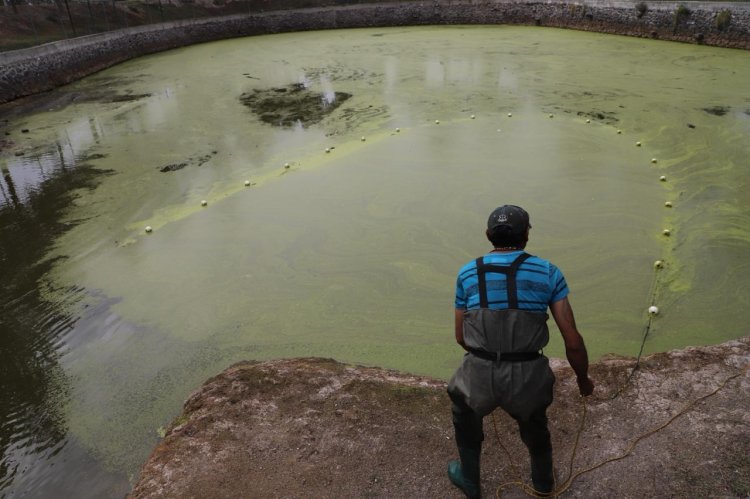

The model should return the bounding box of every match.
[550,297,594,397]
[577,376,594,397]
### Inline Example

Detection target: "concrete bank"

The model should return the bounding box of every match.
[1,0,749,104]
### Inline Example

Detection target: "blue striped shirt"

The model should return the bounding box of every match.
[455,251,568,312]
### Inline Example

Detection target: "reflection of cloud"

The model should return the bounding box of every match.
[319,76,335,104]
[1,144,76,208]
[424,57,485,87]
[322,91,336,105]
[424,58,445,87]
[445,59,471,82]
[298,75,311,88]
[0,111,105,209]
[384,56,399,93]
[497,69,519,91]
[142,91,176,130]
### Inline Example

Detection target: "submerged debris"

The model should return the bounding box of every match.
[159,162,188,173]
[240,83,352,128]
[158,151,217,173]
[576,110,619,125]
[106,93,152,103]
[703,105,730,116]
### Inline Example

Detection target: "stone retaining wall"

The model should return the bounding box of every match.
[1,0,749,104]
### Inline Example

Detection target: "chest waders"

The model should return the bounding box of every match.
[448,252,555,420]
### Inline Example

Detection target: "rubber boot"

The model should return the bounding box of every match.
[530,449,554,496]
[447,444,481,498]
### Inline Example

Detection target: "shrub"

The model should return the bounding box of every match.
[675,4,691,19]
[635,2,648,19]
[715,10,732,31]
[673,4,691,32]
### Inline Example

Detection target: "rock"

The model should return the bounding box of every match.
[130,338,750,498]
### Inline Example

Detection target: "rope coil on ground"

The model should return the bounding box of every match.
[491,365,749,498]
[490,257,748,497]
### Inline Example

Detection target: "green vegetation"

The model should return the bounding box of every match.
[675,4,692,19]
[673,3,691,32]
[635,2,648,18]
[715,9,732,31]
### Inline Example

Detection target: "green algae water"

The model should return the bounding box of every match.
[1,25,749,496]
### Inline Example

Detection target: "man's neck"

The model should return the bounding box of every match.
[490,247,523,252]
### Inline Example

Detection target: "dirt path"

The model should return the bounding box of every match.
[130,337,750,498]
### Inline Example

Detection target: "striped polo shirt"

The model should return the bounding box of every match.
[455,250,569,312]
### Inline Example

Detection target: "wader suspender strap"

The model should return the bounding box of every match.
[469,252,541,362]
[475,252,532,309]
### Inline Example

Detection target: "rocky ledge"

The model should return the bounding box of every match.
[130,337,749,498]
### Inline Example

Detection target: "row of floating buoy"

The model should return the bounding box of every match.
[650,133,676,318]
[143,111,675,318]
[143,115,482,234]
[140,112,675,320]
[425,112,675,319]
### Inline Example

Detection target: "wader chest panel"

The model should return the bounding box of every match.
[449,252,555,419]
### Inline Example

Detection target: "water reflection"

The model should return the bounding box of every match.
[0,25,749,499]
[0,147,107,492]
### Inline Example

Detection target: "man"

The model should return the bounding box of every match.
[447,205,594,498]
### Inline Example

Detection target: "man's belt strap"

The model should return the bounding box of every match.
[467,347,541,362]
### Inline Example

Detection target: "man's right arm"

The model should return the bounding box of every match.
[550,297,594,396]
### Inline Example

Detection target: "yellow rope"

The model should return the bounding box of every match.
[487,242,749,497]
[491,365,749,498]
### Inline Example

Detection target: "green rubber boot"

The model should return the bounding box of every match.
[447,445,481,498]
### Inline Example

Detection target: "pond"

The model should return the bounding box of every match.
[1,25,749,497]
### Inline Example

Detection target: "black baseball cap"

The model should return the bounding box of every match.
[487,205,531,234]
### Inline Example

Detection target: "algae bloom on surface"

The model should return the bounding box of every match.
[1,25,750,498]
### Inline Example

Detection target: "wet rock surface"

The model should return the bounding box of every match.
[240,83,352,128]
[130,338,750,498]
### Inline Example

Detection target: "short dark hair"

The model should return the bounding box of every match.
[487,225,527,248]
